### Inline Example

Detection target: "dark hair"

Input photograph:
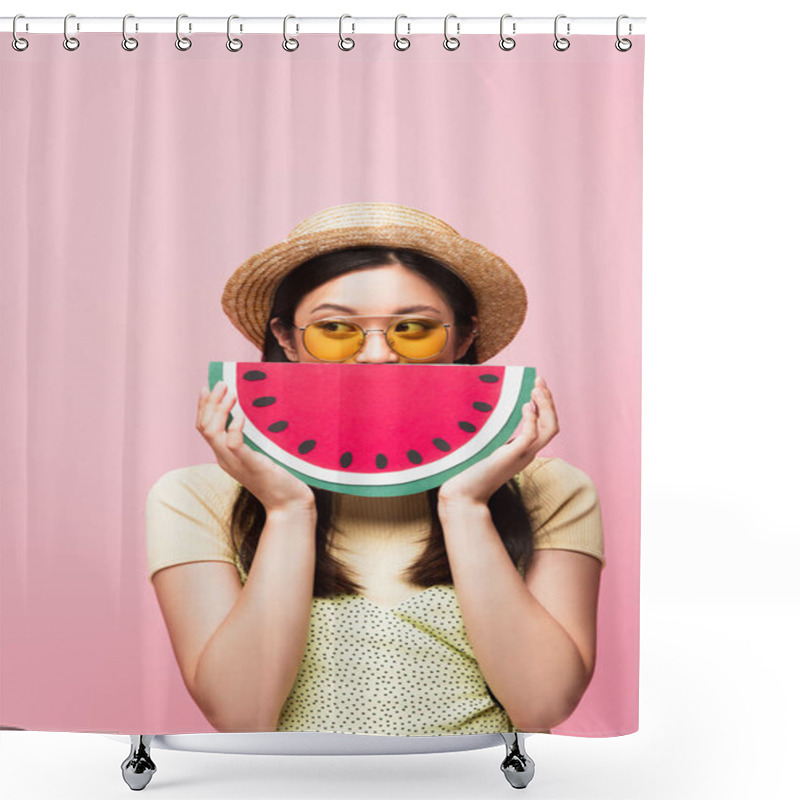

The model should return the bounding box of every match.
[228,246,534,595]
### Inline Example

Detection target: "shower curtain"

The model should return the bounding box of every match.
[1,27,644,739]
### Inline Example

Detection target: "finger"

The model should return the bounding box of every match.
[210,391,238,438]
[507,400,538,451]
[196,384,214,419]
[198,381,228,430]
[524,399,540,443]
[204,385,237,438]
[225,410,246,447]
[532,388,559,444]
[532,376,553,402]
[225,415,272,471]
[209,407,249,473]
[196,386,208,427]
[532,380,557,420]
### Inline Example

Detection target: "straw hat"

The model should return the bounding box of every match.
[221,202,527,363]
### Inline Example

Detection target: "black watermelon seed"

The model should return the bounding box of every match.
[375,454,388,469]
[340,452,353,468]
[473,401,493,412]
[268,420,288,433]
[433,438,451,451]
[252,396,276,407]
[479,373,499,383]
[298,440,316,454]
[459,421,477,433]
[243,370,267,381]
[407,450,423,464]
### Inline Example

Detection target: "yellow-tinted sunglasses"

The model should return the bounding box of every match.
[294,315,451,362]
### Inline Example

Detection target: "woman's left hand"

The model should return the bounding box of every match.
[438,374,559,506]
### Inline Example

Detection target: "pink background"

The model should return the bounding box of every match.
[0,33,643,735]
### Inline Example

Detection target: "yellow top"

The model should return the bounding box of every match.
[145,456,605,736]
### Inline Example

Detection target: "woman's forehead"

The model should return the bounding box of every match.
[308,302,443,316]
[299,265,450,314]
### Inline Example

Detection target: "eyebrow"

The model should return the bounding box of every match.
[309,303,443,316]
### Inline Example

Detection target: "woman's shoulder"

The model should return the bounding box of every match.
[515,455,596,493]
[513,455,605,567]
[148,462,242,505]
[145,464,245,583]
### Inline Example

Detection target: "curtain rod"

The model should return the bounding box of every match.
[1,16,646,36]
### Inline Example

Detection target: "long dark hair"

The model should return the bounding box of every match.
[228,246,534,595]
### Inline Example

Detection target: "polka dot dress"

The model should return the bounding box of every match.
[276,584,519,736]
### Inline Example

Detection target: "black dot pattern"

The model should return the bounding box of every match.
[275,585,521,736]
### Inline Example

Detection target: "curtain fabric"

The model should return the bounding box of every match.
[1,32,644,738]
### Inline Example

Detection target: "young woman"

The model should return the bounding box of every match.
[146,202,605,737]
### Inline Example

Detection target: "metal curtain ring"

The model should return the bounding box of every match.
[63,13,80,51]
[553,14,570,51]
[394,15,410,50]
[122,14,139,51]
[443,14,460,51]
[12,14,29,51]
[339,15,355,51]
[499,14,516,50]
[283,15,299,51]
[615,15,632,51]
[226,15,243,51]
[175,14,192,50]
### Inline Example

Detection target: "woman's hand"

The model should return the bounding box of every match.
[438,375,559,507]
[197,380,316,514]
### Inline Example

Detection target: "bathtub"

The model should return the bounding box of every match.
[105,731,536,790]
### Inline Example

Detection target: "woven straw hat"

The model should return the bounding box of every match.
[221,202,527,364]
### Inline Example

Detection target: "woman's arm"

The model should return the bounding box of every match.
[438,497,600,732]
[152,504,317,732]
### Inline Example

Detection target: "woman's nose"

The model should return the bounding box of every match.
[354,330,401,363]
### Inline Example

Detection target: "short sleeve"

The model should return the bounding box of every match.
[145,463,244,583]
[514,457,606,568]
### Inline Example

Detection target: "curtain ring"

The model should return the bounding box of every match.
[122,14,138,51]
[443,14,460,51]
[615,15,632,51]
[499,13,516,51]
[339,15,355,51]
[63,13,80,51]
[175,14,192,51]
[11,14,29,51]
[553,14,570,51]
[394,15,410,51]
[226,15,243,52]
[283,15,299,52]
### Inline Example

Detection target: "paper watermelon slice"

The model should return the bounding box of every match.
[208,362,536,497]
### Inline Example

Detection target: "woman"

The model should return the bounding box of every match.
[146,202,605,737]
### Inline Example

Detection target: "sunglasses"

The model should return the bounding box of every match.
[293,315,452,362]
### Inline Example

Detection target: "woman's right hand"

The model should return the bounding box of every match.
[197,380,316,514]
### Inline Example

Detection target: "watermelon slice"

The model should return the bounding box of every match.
[208,362,536,498]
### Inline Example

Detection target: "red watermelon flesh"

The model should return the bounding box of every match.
[208,361,537,497]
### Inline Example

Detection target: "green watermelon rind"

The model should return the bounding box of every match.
[208,361,537,498]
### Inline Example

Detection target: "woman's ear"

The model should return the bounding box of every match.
[455,315,479,361]
[270,317,300,362]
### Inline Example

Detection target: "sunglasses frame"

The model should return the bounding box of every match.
[293,314,452,362]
